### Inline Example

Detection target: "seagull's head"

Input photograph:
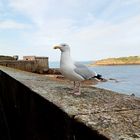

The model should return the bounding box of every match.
[53,43,70,52]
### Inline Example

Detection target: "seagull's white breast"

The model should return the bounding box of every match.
[60,50,84,81]
[60,63,84,81]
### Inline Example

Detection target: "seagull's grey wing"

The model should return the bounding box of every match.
[74,62,96,79]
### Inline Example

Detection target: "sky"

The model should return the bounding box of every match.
[0,0,140,61]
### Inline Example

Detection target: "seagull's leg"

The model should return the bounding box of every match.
[73,81,78,91]
[74,81,81,95]
[73,81,76,88]
[73,81,77,92]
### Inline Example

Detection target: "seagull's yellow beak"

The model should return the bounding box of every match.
[53,46,61,49]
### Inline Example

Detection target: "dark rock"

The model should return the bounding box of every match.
[130,93,135,97]
[13,55,19,60]
[46,68,61,75]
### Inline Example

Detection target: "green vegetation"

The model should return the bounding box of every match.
[113,56,140,61]
[92,56,140,65]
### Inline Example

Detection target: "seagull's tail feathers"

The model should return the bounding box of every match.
[90,74,107,82]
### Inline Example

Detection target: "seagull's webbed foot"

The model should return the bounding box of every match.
[74,92,81,95]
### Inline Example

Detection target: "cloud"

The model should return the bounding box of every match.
[1,0,140,61]
[0,20,30,29]
[45,14,140,60]
[9,0,49,27]
[19,14,140,60]
[122,0,140,5]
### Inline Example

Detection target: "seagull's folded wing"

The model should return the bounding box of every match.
[74,62,96,80]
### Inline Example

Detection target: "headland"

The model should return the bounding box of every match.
[90,56,140,66]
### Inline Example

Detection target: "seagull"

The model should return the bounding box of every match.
[53,43,103,95]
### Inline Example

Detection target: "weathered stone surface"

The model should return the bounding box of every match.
[0,66,140,140]
[0,55,15,60]
[0,68,109,140]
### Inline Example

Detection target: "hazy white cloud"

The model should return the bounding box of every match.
[0,0,140,61]
[9,0,49,27]
[0,20,30,29]
[122,0,140,5]
[9,0,47,16]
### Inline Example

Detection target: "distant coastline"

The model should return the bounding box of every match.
[90,56,140,66]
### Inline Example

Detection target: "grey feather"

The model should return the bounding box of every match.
[74,62,96,79]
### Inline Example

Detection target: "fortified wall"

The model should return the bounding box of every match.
[0,55,49,73]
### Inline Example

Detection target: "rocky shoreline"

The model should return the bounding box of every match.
[0,66,140,140]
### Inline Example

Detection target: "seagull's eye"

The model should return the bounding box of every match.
[61,44,67,47]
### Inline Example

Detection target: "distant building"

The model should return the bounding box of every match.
[0,55,49,73]
[23,56,36,61]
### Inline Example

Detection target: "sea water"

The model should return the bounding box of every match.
[89,65,140,97]
[49,62,140,97]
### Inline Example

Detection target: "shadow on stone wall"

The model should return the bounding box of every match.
[0,70,109,140]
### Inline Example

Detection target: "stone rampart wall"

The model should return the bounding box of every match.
[0,59,49,73]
